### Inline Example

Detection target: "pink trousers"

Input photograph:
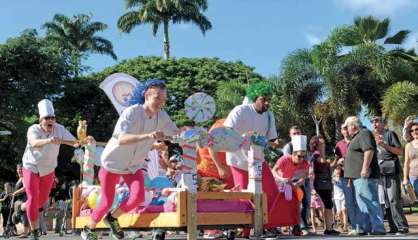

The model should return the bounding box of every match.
[91,168,145,223]
[23,169,55,221]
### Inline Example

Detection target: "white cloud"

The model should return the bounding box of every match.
[335,0,416,16]
[306,33,322,46]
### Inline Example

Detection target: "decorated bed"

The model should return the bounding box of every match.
[71,186,267,239]
[71,74,269,239]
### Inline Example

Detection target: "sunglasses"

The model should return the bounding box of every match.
[296,154,306,159]
[44,116,56,120]
[410,128,418,133]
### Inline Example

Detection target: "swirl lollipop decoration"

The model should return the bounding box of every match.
[184,92,216,123]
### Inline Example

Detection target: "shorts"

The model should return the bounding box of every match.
[334,198,346,213]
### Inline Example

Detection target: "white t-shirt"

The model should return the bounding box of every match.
[101,104,178,174]
[22,123,76,176]
[224,104,278,170]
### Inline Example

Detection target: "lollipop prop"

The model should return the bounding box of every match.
[184,92,216,123]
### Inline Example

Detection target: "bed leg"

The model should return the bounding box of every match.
[186,191,197,240]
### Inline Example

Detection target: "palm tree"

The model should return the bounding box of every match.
[215,80,247,118]
[272,49,324,138]
[381,81,418,125]
[336,16,410,46]
[43,14,117,76]
[117,0,212,60]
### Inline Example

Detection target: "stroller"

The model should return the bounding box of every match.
[2,194,16,239]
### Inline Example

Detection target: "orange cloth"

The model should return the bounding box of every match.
[197,119,233,188]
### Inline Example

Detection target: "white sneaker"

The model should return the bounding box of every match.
[301,229,309,236]
[348,229,364,236]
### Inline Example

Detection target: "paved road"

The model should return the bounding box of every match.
[3,213,418,239]
[2,232,418,240]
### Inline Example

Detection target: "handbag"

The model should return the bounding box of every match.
[378,160,396,176]
[401,183,417,206]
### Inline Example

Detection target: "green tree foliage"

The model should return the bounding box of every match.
[43,13,117,76]
[83,56,262,126]
[0,30,73,181]
[382,81,418,125]
[117,0,212,60]
[271,49,323,139]
[312,16,416,119]
[215,80,248,118]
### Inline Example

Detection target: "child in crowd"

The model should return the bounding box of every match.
[0,182,14,233]
[333,166,348,232]
[309,169,324,234]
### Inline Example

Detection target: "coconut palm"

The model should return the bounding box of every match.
[215,80,247,118]
[336,16,410,46]
[272,49,323,137]
[43,14,117,76]
[382,81,418,125]
[117,0,212,60]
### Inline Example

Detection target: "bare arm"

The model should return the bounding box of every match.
[361,150,374,178]
[380,143,402,155]
[208,148,229,179]
[403,144,411,184]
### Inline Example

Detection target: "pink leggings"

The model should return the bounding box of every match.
[92,168,145,223]
[23,169,55,222]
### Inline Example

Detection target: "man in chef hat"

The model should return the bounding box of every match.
[272,135,310,235]
[20,99,78,239]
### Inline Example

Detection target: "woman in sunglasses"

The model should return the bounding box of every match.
[272,135,310,236]
[21,99,78,240]
[403,122,418,197]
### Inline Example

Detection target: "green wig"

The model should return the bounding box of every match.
[246,81,273,102]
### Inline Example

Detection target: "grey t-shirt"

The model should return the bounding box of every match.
[344,128,380,179]
[376,129,401,162]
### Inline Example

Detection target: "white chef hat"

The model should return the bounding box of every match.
[291,135,307,152]
[38,99,55,119]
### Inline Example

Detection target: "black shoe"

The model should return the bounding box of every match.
[291,225,302,236]
[29,229,39,240]
[324,229,340,235]
[370,231,386,235]
[81,226,98,240]
[397,228,409,235]
[103,213,124,239]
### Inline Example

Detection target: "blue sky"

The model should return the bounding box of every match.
[2,1,418,128]
[2,0,418,78]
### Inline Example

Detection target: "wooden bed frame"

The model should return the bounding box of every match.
[72,186,267,238]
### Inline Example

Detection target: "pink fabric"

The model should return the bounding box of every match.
[230,162,278,210]
[81,199,254,216]
[91,167,145,223]
[22,168,54,221]
[335,140,349,158]
[230,161,283,228]
[137,199,254,213]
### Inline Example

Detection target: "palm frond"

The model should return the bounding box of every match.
[117,11,143,33]
[384,30,411,44]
